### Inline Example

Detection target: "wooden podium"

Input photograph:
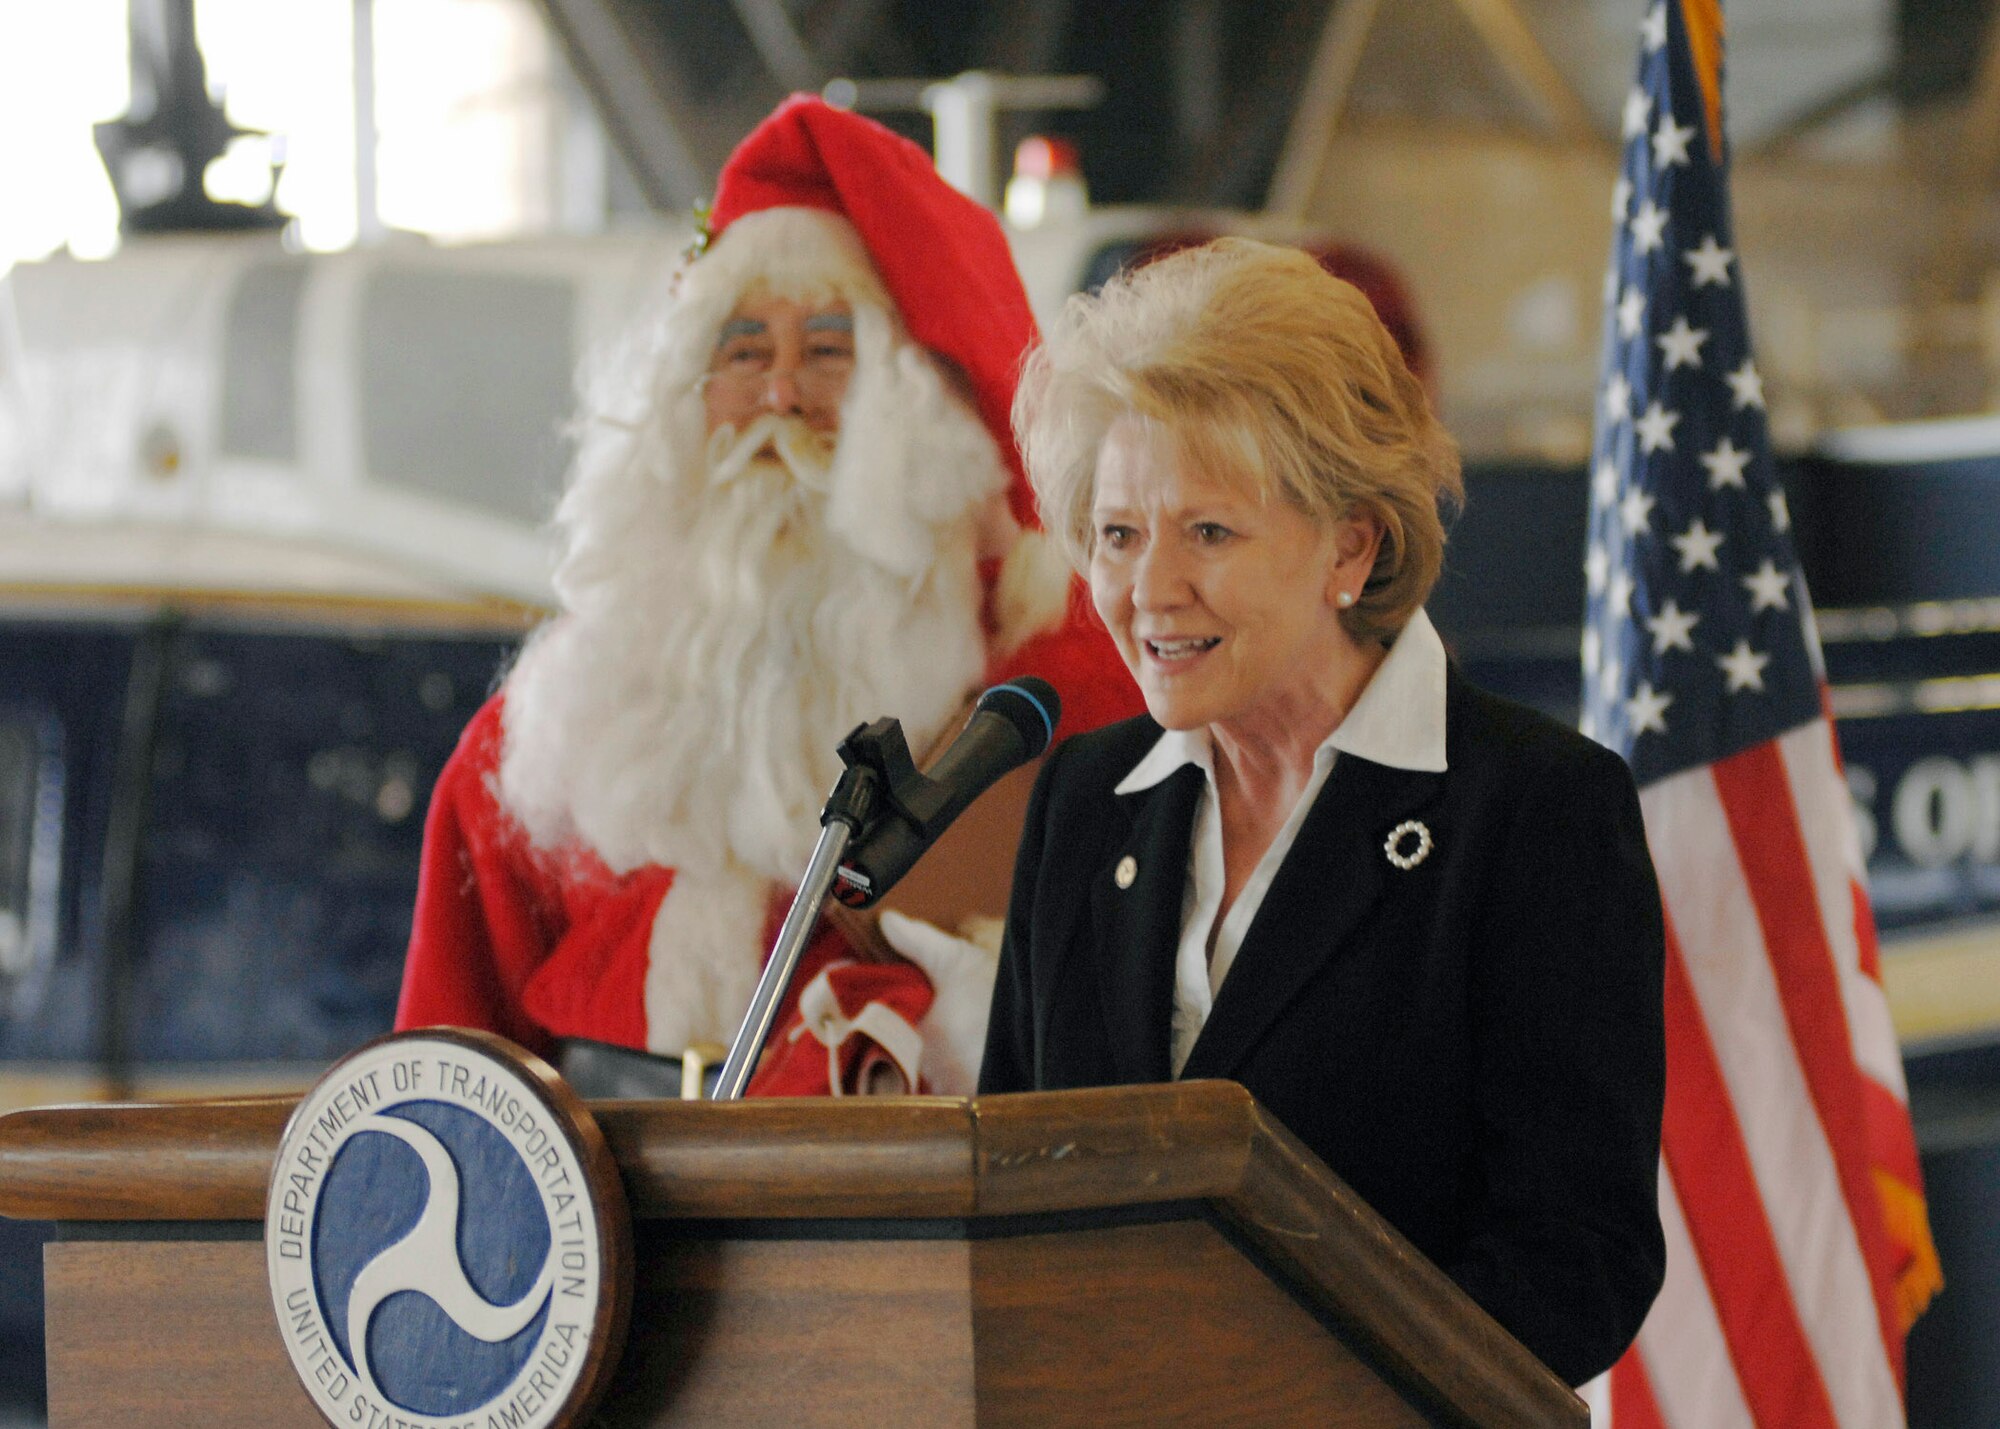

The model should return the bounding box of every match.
[0,1080,1584,1427]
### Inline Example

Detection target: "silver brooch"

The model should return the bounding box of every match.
[1384,820,1433,871]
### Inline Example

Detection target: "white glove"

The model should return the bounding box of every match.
[878,909,1002,1096]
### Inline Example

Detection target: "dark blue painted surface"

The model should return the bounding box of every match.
[0,620,515,1063]
[1787,450,2000,607]
[0,625,140,1064]
[1906,1135,2000,1428]
[0,1218,47,1415]
[0,613,517,1421]
[128,627,515,1061]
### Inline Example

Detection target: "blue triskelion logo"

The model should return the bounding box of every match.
[266,1034,617,1429]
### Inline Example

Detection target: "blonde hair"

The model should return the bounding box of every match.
[1014,238,1461,643]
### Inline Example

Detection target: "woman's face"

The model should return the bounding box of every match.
[1089,414,1370,734]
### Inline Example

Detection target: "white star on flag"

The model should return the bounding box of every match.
[1716,639,1769,692]
[1612,176,1633,222]
[1726,358,1766,410]
[1585,542,1610,593]
[1742,559,1791,611]
[1608,568,1635,618]
[1645,600,1700,654]
[1683,234,1734,287]
[1620,485,1657,535]
[1601,654,1625,700]
[1768,489,1791,532]
[1653,112,1696,169]
[1618,287,1647,338]
[1670,517,1724,572]
[1623,87,1651,140]
[1603,371,1633,422]
[1640,3,1667,51]
[1594,458,1621,504]
[1656,315,1708,371]
[1635,400,1680,453]
[1631,200,1670,255]
[1626,680,1672,735]
[1582,625,1601,674]
[1701,436,1750,489]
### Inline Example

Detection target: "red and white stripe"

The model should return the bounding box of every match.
[1621,1167,1755,1429]
[1592,717,1912,1429]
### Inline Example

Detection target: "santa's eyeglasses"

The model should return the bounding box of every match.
[704,314,856,404]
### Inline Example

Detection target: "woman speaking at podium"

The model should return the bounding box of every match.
[977,239,1667,1386]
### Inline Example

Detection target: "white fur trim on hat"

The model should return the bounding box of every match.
[679,207,892,323]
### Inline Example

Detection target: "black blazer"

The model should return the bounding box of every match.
[980,667,1667,1386]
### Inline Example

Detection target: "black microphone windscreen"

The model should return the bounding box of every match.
[974,677,1061,760]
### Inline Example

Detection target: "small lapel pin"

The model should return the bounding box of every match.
[1114,855,1138,889]
[1384,820,1434,871]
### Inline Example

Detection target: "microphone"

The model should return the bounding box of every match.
[830,677,1061,909]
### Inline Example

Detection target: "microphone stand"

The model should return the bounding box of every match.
[710,692,1034,1098]
[710,736,899,1100]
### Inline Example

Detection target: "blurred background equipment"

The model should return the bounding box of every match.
[92,0,286,234]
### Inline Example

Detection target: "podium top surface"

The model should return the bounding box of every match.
[5,1079,1253,1224]
[0,1080,1586,1428]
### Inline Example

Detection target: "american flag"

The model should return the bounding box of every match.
[1583,2,1941,1424]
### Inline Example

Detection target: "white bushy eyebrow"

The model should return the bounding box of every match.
[714,311,851,349]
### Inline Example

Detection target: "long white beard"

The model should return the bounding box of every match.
[496,300,1007,1028]
[497,349,1000,1051]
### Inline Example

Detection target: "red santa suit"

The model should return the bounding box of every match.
[394,97,1142,1092]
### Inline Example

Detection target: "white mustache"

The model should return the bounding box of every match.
[705,413,835,491]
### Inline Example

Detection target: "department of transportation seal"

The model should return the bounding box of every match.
[266,1029,631,1429]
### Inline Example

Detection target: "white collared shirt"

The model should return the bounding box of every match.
[1112,609,1451,1076]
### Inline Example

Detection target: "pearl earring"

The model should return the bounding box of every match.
[1336,591,1356,608]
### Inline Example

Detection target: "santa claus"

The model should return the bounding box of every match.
[394,96,1141,1095]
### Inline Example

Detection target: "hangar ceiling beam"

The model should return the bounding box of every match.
[1960,4,2000,201]
[1270,0,1606,219]
[815,0,900,76]
[1744,72,1888,160]
[535,0,719,210]
[1914,1,2000,313]
[980,0,1077,79]
[1445,0,1606,150]
[1897,1,2000,408]
[728,0,827,91]
[1269,0,1386,220]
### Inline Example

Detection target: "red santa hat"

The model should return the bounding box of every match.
[703,94,1042,533]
